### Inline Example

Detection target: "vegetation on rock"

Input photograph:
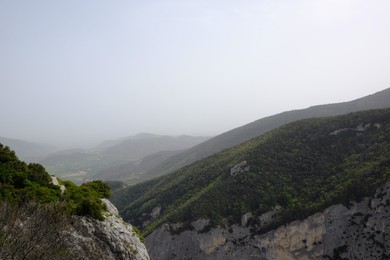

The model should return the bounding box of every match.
[0,143,111,220]
[0,144,115,258]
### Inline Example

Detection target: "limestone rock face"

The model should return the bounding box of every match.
[67,199,150,260]
[146,182,390,260]
[0,199,149,260]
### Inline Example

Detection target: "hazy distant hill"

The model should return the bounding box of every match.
[140,87,390,180]
[0,136,56,162]
[94,150,183,183]
[39,133,210,183]
[99,133,210,161]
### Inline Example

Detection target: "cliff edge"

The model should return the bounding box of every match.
[0,199,150,260]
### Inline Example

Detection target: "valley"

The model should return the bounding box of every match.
[1,88,390,259]
[0,134,210,184]
[2,1,390,259]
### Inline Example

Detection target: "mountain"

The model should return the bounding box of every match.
[94,150,183,183]
[99,133,210,161]
[140,88,390,180]
[40,148,92,165]
[38,133,210,183]
[0,143,149,260]
[111,108,390,259]
[0,136,56,162]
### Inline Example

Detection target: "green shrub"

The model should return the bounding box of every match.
[75,198,105,221]
[80,180,111,198]
[0,144,111,221]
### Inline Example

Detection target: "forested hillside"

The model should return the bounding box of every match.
[140,88,390,180]
[112,109,390,236]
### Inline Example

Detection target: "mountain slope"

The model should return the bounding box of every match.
[0,136,56,162]
[142,88,390,179]
[112,109,390,237]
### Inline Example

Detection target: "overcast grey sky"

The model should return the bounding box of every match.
[1,0,390,147]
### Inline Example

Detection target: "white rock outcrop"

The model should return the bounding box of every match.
[66,199,150,260]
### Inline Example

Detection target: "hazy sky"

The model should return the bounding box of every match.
[1,0,390,147]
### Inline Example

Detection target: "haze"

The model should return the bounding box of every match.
[1,0,390,147]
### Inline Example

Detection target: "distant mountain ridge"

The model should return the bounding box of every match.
[139,87,390,179]
[94,150,183,182]
[37,133,210,183]
[3,88,390,185]
[99,134,210,161]
[0,136,56,162]
[92,133,165,152]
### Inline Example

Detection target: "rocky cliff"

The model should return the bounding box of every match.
[0,199,150,260]
[146,182,390,260]
[66,199,150,260]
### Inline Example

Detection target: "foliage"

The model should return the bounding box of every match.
[0,143,111,220]
[81,180,111,198]
[111,109,390,236]
[62,180,111,220]
[74,197,105,221]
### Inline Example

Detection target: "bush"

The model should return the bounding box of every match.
[80,180,111,198]
[63,180,111,220]
[75,198,105,221]
[0,144,111,221]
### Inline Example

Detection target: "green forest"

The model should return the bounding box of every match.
[111,109,390,236]
[0,144,111,220]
